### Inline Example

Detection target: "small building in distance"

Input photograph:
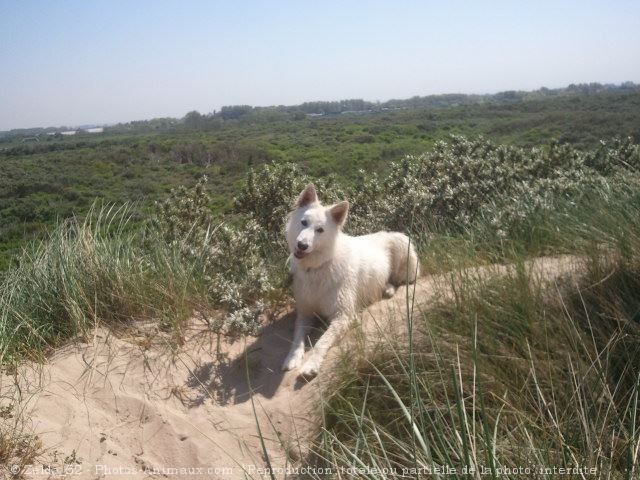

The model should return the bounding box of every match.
[48,127,104,136]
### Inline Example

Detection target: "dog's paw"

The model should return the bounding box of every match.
[282,350,303,371]
[299,359,320,378]
[383,283,396,298]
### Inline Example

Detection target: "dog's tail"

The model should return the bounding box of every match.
[388,232,421,285]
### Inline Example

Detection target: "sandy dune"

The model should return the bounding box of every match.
[5,313,317,479]
[2,255,580,479]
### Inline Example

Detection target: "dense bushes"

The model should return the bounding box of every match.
[236,136,640,236]
[394,137,630,231]
[1,136,639,361]
[3,90,640,274]
[235,162,345,234]
[151,177,280,335]
[155,135,639,339]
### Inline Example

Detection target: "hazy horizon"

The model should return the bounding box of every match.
[1,0,639,131]
[2,80,635,131]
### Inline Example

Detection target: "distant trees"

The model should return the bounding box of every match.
[184,110,204,129]
[90,82,640,136]
[297,99,373,114]
[211,99,378,120]
[566,82,622,95]
[218,105,253,120]
[105,118,180,134]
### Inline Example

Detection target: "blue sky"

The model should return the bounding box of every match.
[1,0,639,130]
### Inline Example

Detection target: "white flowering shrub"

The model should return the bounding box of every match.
[151,177,276,335]
[234,161,346,234]
[350,136,639,234]
[584,137,640,174]
[151,176,214,248]
[153,137,639,334]
[234,136,639,241]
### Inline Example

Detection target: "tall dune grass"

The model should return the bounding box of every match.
[307,197,640,479]
[0,204,210,364]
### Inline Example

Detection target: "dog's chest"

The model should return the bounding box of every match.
[293,265,349,316]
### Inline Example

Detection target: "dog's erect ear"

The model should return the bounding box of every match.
[329,201,349,227]
[297,183,318,207]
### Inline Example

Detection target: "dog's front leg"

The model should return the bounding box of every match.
[282,312,312,371]
[299,313,351,378]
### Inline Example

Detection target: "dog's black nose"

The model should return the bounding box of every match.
[297,241,308,251]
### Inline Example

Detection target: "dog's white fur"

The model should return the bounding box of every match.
[282,184,420,377]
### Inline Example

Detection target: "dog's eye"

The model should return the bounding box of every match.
[301,220,308,227]
[316,227,324,233]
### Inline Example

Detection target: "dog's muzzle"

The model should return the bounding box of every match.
[294,249,308,259]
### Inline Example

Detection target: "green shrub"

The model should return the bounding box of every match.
[234,161,345,234]
[348,136,640,235]
[234,136,640,240]
[151,176,282,335]
[2,136,639,361]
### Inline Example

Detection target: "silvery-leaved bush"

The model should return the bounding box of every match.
[154,136,639,334]
[151,177,276,335]
[234,161,346,233]
[348,135,639,234]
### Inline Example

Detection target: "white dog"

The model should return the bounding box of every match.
[282,184,420,377]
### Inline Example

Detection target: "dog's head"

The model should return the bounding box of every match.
[286,184,349,267]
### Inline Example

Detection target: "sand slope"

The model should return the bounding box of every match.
[3,256,580,479]
[7,312,316,479]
